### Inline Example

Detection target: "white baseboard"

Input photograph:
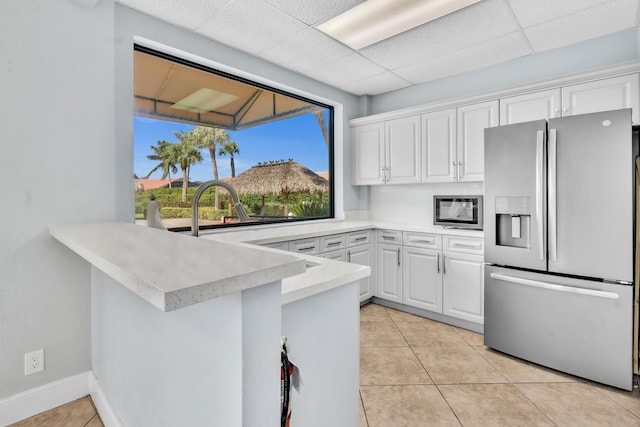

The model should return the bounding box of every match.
[0,371,121,427]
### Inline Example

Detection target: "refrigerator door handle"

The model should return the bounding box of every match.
[535,130,545,261]
[548,128,558,262]
[490,273,620,300]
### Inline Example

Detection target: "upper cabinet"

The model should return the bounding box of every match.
[500,74,639,125]
[353,116,421,185]
[422,108,456,183]
[352,69,640,184]
[456,100,499,182]
[353,123,385,185]
[500,88,562,125]
[421,101,498,183]
[562,74,639,123]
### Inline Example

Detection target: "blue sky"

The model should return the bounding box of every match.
[134,112,329,182]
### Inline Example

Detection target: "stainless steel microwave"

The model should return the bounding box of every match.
[434,196,483,229]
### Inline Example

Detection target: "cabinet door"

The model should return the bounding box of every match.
[456,100,498,182]
[442,252,484,324]
[353,123,385,185]
[385,116,421,184]
[321,249,347,262]
[421,108,456,183]
[376,243,402,303]
[348,244,375,301]
[402,247,442,313]
[499,89,562,125]
[562,74,640,123]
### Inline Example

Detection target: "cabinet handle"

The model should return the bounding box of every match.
[452,161,457,181]
[397,248,401,267]
[381,167,386,183]
[327,241,342,247]
[443,254,446,274]
[451,242,480,249]
[382,235,396,241]
[354,236,367,242]
[298,246,315,251]
[347,250,351,263]
[457,160,462,181]
[437,253,440,273]
[413,239,434,244]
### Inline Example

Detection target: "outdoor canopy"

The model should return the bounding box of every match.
[134,49,324,130]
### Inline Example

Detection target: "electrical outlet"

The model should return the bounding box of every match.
[24,349,44,376]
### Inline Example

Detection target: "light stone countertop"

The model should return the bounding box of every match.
[50,222,306,311]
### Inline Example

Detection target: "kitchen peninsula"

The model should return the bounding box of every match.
[49,222,369,427]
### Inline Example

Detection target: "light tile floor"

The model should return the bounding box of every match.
[11,303,640,426]
[360,303,640,427]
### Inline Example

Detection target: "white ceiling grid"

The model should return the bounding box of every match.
[117,0,640,96]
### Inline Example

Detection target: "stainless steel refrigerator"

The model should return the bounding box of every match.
[484,108,635,391]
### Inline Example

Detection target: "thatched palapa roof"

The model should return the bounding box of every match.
[227,159,327,196]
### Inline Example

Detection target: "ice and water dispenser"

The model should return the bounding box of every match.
[494,197,531,248]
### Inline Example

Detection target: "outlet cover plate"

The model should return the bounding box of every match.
[24,349,44,376]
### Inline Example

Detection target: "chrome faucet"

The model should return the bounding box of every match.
[191,180,250,237]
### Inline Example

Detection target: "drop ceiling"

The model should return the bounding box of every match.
[117,0,640,96]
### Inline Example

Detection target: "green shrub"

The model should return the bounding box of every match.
[160,207,223,221]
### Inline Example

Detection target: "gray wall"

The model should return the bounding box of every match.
[370,27,640,115]
[0,0,115,398]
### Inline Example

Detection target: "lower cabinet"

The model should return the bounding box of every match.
[403,246,441,312]
[442,251,484,324]
[377,230,484,326]
[347,242,374,301]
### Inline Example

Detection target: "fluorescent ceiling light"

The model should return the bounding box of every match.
[172,88,239,113]
[317,0,481,50]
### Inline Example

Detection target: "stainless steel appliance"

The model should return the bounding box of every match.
[433,195,483,229]
[484,109,635,390]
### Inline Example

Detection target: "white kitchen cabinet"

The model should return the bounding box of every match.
[319,233,346,253]
[442,251,484,324]
[499,89,562,125]
[353,116,421,185]
[288,237,320,255]
[321,249,347,262]
[353,123,385,185]
[562,74,639,123]
[403,246,442,312]
[456,100,499,182]
[499,75,640,125]
[346,230,375,302]
[442,235,484,324]
[348,243,374,301]
[376,230,402,303]
[421,108,456,183]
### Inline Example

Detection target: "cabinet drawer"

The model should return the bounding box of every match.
[321,249,347,262]
[378,229,402,244]
[288,237,320,255]
[320,233,346,253]
[443,235,483,254]
[261,241,289,251]
[347,230,372,247]
[403,231,442,249]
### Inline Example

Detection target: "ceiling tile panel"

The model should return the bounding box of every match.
[304,53,388,88]
[117,0,229,29]
[195,0,309,54]
[360,0,520,70]
[394,32,532,84]
[339,72,413,96]
[524,0,638,52]
[263,0,363,25]
[508,0,618,28]
[257,28,354,73]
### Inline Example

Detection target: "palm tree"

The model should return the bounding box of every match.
[173,130,204,202]
[218,140,240,177]
[190,126,229,209]
[145,140,178,187]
